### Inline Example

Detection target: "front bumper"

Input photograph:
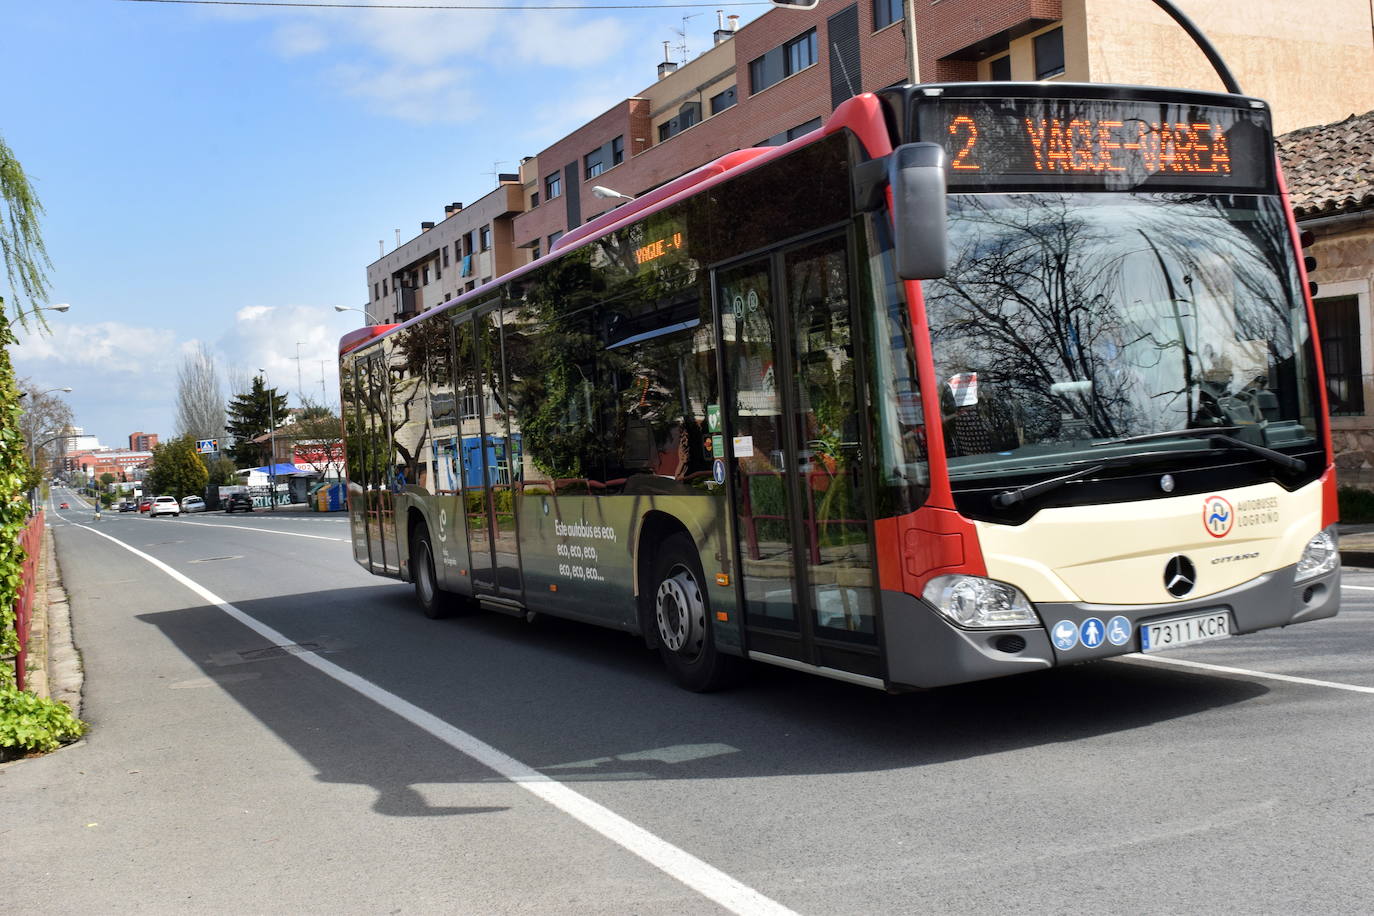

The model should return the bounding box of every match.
[882,560,1341,690]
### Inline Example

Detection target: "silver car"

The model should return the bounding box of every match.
[181,495,206,513]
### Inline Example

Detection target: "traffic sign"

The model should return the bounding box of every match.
[196,438,218,454]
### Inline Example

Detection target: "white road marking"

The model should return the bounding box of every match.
[66,521,797,916]
[1340,584,1374,591]
[1125,653,1374,694]
[159,517,348,542]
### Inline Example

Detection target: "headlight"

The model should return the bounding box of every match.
[1295,526,1338,582]
[922,574,1039,627]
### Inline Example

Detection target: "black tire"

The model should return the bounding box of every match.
[650,532,744,692]
[225,506,232,514]
[412,527,461,619]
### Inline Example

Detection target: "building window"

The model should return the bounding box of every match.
[1034,27,1065,79]
[873,0,900,30]
[382,279,388,297]
[990,54,1012,81]
[531,191,540,208]
[611,135,624,166]
[548,230,564,247]
[545,173,562,199]
[709,86,737,115]
[750,28,818,94]
[1317,295,1365,415]
[442,247,450,267]
[434,257,441,280]
[532,246,541,260]
[585,148,606,180]
[480,226,492,250]
[422,265,430,285]
[373,282,379,300]
[786,29,818,75]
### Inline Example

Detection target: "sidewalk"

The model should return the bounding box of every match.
[1338,523,1374,568]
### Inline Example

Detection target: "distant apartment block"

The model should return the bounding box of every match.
[364,0,1374,320]
[128,431,159,452]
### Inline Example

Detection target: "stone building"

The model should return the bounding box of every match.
[1279,109,1374,484]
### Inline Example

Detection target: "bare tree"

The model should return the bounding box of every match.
[18,377,74,476]
[174,343,226,443]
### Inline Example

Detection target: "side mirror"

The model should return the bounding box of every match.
[888,142,948,280]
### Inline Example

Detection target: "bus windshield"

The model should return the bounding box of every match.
[921,192,1321,483]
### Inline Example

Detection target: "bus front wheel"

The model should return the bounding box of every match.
[412,527,461,619]
[651,533,742,692]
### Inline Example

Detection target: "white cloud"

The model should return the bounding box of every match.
[273,22,330,57]
[219,304,350,407]
[14,321,180,376]
[330,63,480,124]
[237,304,275,321]
[509,11,629,67]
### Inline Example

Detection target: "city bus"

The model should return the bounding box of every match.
[339,80,1340,692]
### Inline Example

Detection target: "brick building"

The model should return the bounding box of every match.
[128,431,159,452]
[366,0,1374,321]
[69,449,153,481]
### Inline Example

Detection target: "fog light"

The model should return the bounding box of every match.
[1295,526,1338,583]
[922,574,1039,628]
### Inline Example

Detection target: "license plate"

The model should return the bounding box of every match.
[1140,611,1232,653]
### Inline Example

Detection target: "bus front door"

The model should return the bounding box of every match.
[717,234,881,677]
[362,349,400,576]
[453,310,524,602]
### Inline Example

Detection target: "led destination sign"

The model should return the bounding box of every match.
[920,98,1273,193]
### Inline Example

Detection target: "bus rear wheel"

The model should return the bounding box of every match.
[651,533,742,692]
[412,527,461,619]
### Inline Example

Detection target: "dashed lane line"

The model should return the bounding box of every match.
[65,520,798,916]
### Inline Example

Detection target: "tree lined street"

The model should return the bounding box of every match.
[5,486,1372,913]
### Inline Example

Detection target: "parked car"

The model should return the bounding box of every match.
[150,496,180,518]
[181,495,206,513]
[59,501,69,509]
[138,499,153,513]
[224,492,254,513]
[118,501,136,512]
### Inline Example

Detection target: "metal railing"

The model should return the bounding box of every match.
[10,511,44,691]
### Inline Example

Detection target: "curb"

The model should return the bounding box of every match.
[1340,550,1374,569]
[29,524,84,716]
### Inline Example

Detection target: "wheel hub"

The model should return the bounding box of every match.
[655,569,702,654]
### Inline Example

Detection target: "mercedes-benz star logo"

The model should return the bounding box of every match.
[1164,555,1196,598]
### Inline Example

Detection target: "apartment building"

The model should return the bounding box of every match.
[364,175,527,324]
[128,431,159,452]
[368,0,1374,320]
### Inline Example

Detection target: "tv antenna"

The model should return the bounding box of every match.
[671,12,702,62]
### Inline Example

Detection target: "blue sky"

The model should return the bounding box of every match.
[6,0,765,448]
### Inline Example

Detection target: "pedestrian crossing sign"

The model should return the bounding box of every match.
[196,438,218,454]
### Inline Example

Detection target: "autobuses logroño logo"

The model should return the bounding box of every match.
[1203,495,1234,538]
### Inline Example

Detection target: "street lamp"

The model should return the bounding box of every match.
[592,185,636,202]
[19,385,73,400]
[259,368,277,512]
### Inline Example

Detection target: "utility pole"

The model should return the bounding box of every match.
[292,341,307,404]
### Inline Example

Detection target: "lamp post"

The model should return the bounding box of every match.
[29,430,70,512]
[19,385,73,400]
[335,305,369,323]
[259,368,277,512]
[591,185,636,202]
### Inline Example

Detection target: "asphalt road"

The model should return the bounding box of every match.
[5,486,1372,914]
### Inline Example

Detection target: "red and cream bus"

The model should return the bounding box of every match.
[340,80,1340,692]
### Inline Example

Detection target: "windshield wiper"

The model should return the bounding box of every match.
[1092,426,1239,447]
[1206,434,1306,472]
[992,463,1107,508]
[1091,425,1304,472]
